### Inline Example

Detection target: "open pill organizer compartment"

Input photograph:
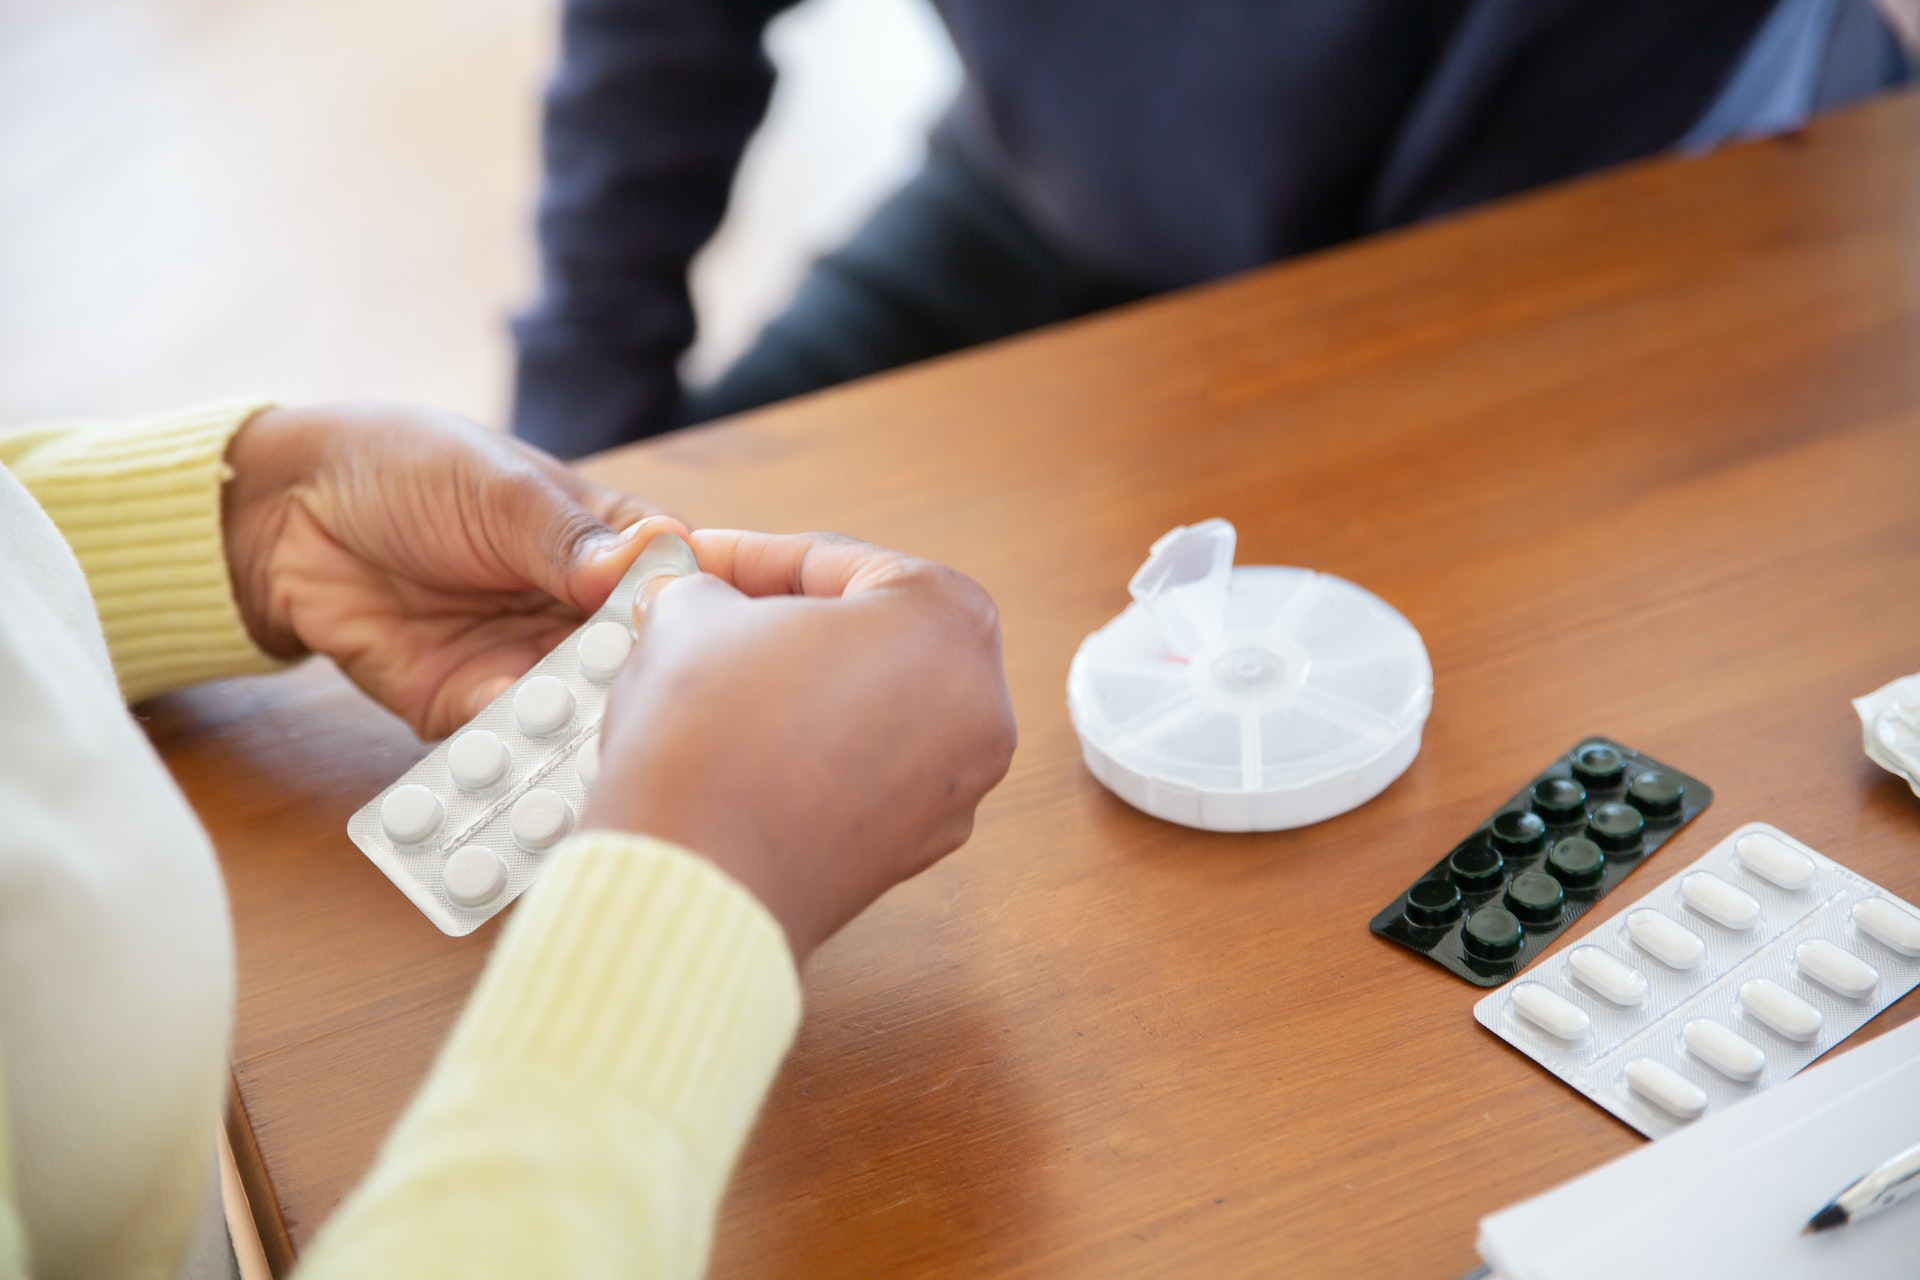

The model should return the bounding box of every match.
[1370,739,1711,985]
[1474,822,1920,1138]
[347,534,698,935]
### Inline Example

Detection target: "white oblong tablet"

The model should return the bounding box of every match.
[1733,830,1815,891]
[1627,908,1707,970]
[380,784,444,845]
[447,729,510,791]
[510,788,572,851]
[1683,1018,1766,1082]
[513,675,576,737]
[578,620,633,684]
[1739,977,1824,1042]
[443,845,508,908]
[1567,946,1649,1007]
[1680,872,1761,931]
[1853,897,1920,957]
[1624,1058,1707,1120]
[1510,981,1591,1041]
[1795,938,1878,999]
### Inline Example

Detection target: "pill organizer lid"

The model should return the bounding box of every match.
[1126,518,1237,658]
[1068,519,1431,832]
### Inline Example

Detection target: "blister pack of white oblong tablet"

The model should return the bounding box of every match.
[347,533,698,936]
[1474,823,1920,1138]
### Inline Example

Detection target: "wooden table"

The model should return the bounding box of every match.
[151,90,1920,1277]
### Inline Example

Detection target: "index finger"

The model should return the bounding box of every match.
[688,529,926,599]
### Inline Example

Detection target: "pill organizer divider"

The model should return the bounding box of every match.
[346,535,698,935]
[1473,822,1920,1139]
[1370,738,1712,986]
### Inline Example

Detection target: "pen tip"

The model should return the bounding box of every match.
[1805,1204,1847,1233]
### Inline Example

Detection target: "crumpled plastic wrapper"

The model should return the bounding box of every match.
[1853,673,1920,799]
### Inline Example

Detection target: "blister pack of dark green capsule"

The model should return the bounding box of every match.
[1369,739,1712,985]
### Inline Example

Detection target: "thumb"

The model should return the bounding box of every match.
[543,511,691,613]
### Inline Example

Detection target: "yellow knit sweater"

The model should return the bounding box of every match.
[0,405,800,1278]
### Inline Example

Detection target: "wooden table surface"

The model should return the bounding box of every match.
[150,91,1920,1277]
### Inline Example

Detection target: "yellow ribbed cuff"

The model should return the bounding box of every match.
[2,401,284,701]
[442,832,802,1173]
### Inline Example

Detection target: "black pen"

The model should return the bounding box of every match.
[1805,1138,1920,1233]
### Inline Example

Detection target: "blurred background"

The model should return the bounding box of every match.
[0,0,959,425]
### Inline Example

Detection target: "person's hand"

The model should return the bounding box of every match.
[221,403,681,737]
[582,531,1018,964]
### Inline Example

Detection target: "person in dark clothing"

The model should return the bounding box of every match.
[511,0,1913,458]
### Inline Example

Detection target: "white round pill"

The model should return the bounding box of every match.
[1510,981,1591,1041]
[577,734,600,788]
[1567,946,1649,1007]
[1738,978,1824,1043]
[513,675,575,737]
[1680,872,1761,931]
[447,729,510,791]
[443,845,508,908]
[1733,830,1814,891]
[578,620,633,684]
[1795,938,1878,999]
[1626,908,1706,970]
[510,788,572,851]
[1853,897,1920,957]
[380,784,444,845]
[1624,1058,1707,1120]
[1683,1018,1766,1082]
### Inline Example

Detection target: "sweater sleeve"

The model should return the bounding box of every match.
[510,0,795,456]
[293,831,802,1279]
[0,402,283,702]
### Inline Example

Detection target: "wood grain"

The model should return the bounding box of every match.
[150,90,1920,1277]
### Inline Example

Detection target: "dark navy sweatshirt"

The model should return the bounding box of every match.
[512,1,1785,456]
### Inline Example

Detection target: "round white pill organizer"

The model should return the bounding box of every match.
[1066,519,1432,832]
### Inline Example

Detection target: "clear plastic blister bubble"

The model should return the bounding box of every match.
[1066,520,1432,832]
[346,534,698,935]
[1474,823,1920,1138]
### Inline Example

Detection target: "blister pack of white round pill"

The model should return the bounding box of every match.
[1473,822,1920,1138]
[346,534,698,935]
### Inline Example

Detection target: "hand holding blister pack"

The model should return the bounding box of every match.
[1474,823,1920,1138]
[347,533,700,934]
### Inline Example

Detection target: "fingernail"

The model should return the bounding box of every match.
[600,517,678,561]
